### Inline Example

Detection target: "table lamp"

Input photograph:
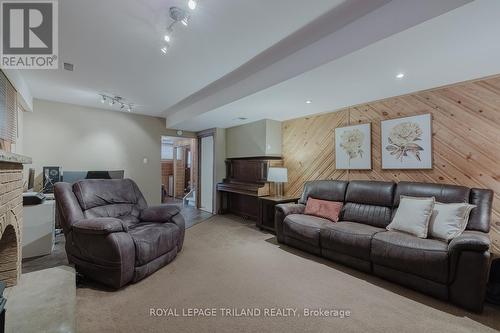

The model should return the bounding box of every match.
[267,167,288,197]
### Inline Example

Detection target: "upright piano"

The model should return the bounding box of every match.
[217,157,282,220]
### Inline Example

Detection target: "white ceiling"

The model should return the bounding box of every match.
[16,0,500,133]
[176,0,500,131]
[18,0,344,116]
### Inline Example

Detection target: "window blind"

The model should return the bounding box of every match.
[0,71,17,143]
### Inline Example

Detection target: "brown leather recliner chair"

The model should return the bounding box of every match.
[54,179,185,289]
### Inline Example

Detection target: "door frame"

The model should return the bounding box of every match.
[196,128,216,213]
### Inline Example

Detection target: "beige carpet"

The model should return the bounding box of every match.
[77,215,500,333]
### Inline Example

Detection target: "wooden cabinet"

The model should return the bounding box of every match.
[257,196,300,233]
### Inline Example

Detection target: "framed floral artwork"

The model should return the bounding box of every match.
[335,123,371,170]
[381,114,432,169]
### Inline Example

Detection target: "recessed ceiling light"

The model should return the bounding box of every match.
[396,73,405,79]
[188,0,197,10]
[305,100,312,104]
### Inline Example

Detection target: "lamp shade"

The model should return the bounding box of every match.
[267,167,288,183]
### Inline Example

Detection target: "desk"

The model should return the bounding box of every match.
[22,200,55,259]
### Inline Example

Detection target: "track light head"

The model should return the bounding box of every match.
[100,94,133,112]
[188,0,197,10]
[161,46,168,54]
[164,34,171,42]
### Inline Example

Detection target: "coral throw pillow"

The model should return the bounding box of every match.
[304,198,343,222]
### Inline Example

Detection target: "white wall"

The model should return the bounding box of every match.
[214,128,226,212]
[225,119,282,158]
[226,120,267,158]
[265,119,282,156]
[23,99,173,205]
[200,136,214,213]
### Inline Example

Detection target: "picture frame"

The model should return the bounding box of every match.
[335,123,372,170]
[381,114,432,169]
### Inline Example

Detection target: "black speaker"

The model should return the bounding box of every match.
[42,166,61,193]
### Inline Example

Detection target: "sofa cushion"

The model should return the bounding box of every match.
[73,179,147,210]
[394,182,470,207]
[345,181,396,207]
[342,181,395,228]
[342,203,393,229]
[304,198,343,222]
[387,196,435,238]
[128,222,180,266]
[428,202,476,241]
[371,231,449,284]
[320,222,384,261]
[468,188,493,233]
[84,204,141,224]
[283,214,330,246]
[299,180,348,205]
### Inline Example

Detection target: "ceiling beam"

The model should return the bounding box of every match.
[165,0,472,129]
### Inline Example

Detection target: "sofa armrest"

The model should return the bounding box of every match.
[448,231,490,253]
[139,205,181,223]
[73,218,127,235]
[276,203,306,216]
[275,203,305,243]
[448,231,491,312]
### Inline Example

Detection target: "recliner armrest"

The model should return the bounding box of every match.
[139,205,181,223]
[73,218,127,235]
[448,231,490,253]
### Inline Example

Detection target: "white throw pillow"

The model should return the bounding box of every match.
[387,196,435,238]
[428,202,476,241]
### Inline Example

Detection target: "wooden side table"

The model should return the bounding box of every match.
[257,196,300,233]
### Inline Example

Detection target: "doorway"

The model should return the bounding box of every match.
[160,136,197,205]
[161,136,212,228]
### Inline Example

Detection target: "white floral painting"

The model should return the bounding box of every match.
[381,114,432,169]
[335,123,371,170]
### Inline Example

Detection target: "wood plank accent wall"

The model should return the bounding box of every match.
[282,75,500,253]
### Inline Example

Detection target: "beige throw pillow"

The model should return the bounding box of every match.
[428,202,476,241]
[387,196,435,238]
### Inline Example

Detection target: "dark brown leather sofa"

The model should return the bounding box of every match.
[275,180,493,312]
[54,179,185,289]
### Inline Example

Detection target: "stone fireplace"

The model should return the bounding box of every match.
[0,151,31,287]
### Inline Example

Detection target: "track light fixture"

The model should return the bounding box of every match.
[161,1,201,54]
[99,94,134,112]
